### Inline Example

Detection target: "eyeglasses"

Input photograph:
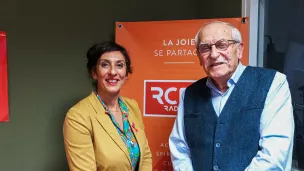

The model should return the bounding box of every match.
[197,39,240,55]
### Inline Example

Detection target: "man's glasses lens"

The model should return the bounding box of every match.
[198,40,238,54]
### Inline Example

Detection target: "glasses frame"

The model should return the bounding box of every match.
[197,39,240,55]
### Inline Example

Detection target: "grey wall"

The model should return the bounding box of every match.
[196,0,241,19]
[265,0,304,103]
[267,0,304,53]
[0,0,241,170]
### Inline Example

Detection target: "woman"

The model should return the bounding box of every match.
[63,41,152,171]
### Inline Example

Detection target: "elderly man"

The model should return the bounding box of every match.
[169,21,294,171]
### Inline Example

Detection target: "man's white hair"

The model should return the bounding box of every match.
[194,21,242,49]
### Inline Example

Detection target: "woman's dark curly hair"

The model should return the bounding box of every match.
[86,41,132,76]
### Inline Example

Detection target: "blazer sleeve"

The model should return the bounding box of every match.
[132,99,153,171]
[63,108,96,171]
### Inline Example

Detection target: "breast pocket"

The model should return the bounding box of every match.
[240,103,264,112]
[239,107,263,130]
[184,112,199,118]
[241,107,263,112]
[240,106,264,118]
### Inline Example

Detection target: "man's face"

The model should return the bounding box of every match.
[197,23,244,81]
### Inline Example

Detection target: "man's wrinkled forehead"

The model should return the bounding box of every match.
[198,23,232,43]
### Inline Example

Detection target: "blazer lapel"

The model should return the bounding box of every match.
[88,92,131,164]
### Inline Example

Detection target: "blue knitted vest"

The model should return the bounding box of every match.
[184,66,276,171]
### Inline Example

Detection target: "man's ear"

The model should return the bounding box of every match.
[237,43,244,60]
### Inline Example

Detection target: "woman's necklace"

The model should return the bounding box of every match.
[109,105,121,113]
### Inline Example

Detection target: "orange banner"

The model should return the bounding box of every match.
[116,18,248,170]
[0,31,9,122]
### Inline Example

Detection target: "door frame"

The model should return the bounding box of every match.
[242,0,266,67]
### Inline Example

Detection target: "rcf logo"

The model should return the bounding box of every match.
[144,80,194,117]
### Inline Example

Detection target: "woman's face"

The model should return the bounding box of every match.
[92,51,127,96]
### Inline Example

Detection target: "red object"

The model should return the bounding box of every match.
[0,31,9,122]
[132,123,138,133]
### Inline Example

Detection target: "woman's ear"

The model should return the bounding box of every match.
[91,68,97,80]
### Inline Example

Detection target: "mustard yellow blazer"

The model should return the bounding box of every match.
[63,92,152,171]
